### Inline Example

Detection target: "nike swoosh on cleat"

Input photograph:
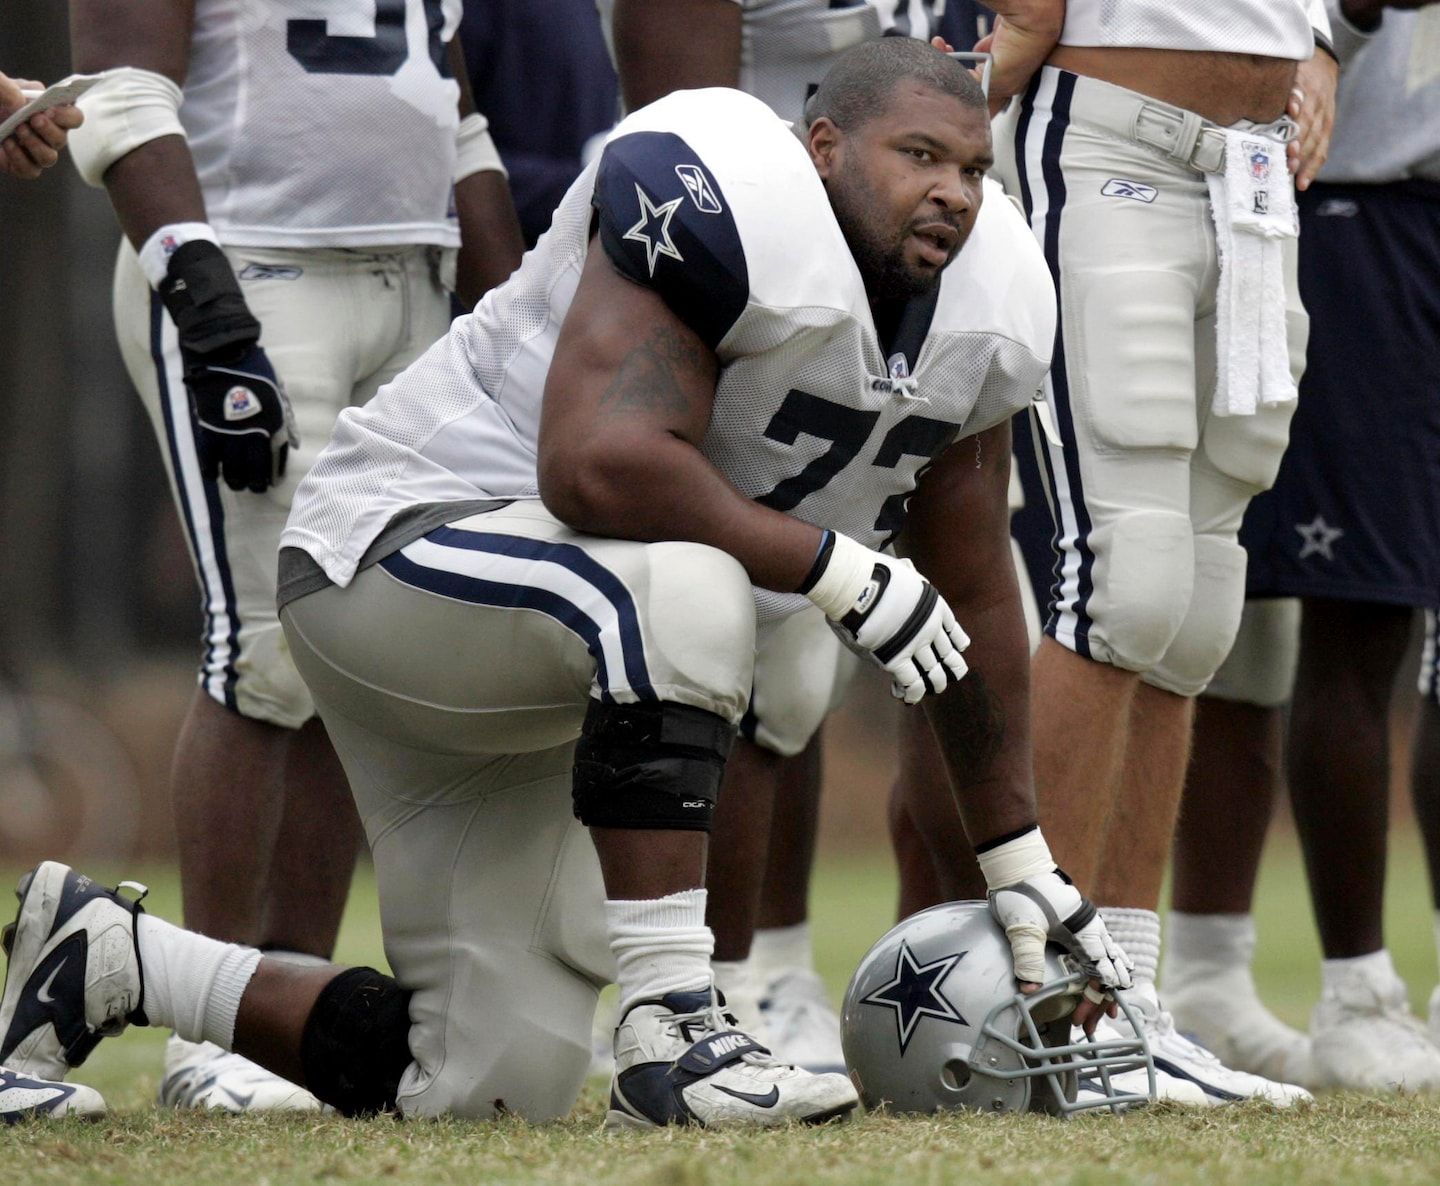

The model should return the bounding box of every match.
[35,960,67,1005]
[712,1084,779,1108]
[219,1086,255,1110]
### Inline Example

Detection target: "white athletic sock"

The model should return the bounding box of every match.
[711,957,762,1030]
[259,948,330,969]
[1163,912,1256,981]
[751,922,815,985]
[606,889,713,1013]
[1100,907,1161,988]
[1321,948,1397,996]
[137,915,262,1048]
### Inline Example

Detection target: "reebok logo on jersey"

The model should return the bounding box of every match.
[674,164,723,214]
[224,386,263,421]
[1101,179,1157,203]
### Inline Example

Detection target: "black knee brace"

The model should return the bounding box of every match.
[571,700,734,831]
[299,968,413,1117]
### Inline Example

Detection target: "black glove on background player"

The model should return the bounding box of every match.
[160,240,293,493]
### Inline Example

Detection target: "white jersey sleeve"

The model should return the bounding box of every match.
[183,0,464,247]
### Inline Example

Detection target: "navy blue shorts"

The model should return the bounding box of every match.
[1241,179,1440,608]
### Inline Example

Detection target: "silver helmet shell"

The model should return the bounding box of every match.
[841,900,1154,1117]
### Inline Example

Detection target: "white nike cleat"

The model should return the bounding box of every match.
[1075,1015,1207,1109]
[605,989,857,1129]
[759,970,846,1074]
[1116,983,1311,1106]
[1165,966,1313,1087]
[159,1035,322,1112]
[0,1065,105,1122]
[1312,970,1440,1092]
[0,862,147,1080]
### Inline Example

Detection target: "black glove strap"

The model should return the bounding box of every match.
[159,240,261,357]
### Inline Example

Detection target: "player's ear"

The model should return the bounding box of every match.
[806,116,842,179]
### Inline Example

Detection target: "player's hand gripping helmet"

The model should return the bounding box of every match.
[842,901,1154,1117]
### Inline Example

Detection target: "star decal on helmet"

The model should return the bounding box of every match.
[623,183,685,277]
[860,941,968,1055]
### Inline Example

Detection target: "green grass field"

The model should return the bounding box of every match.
[6,828,1440,1185]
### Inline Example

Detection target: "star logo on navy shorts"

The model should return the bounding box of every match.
[1296,515,1344,561]
[860,942,967,1054]
[624,184,685,277]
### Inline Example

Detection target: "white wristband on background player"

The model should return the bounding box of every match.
[454,112,506,183]
[138,222,221,289]
[799,530,969,704]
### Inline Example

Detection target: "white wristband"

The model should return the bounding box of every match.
[454,112,506,183]
[138,221,221,289]
[976,827,1057,891]
[801,532,874,621]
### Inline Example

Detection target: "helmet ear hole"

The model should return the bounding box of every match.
[940,1060,972,1093]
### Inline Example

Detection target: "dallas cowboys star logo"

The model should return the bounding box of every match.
[1295,515,1344,561]
[623,184,685,277]
[860,942,967,1055]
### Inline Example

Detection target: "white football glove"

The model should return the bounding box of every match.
[977,826,1133,991]
[799,531,969,704]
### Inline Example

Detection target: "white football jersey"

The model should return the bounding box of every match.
[1060,0,1313,58]
[282,88,1055,620]
[183,0,463,247]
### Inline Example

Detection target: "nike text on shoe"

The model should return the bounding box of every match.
[0,1065,106,1122]
[605,990,857,1129]
[0,862,147,1080]
[159,1036,322,1112]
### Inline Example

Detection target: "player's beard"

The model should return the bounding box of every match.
[826,162,944,304]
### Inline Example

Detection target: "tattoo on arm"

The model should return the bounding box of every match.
[598,322,705,418]
[944,669,1005,789]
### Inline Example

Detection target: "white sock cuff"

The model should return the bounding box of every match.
[1321,947,1396,991]
[200,948,262,1049]
[605,888,709,942]
[1165,911,1256,969]
[751,922,815,979]
[606,889,713,1013]
[1100,907,1161,987]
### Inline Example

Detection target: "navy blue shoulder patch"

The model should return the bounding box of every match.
[594,131,749,351]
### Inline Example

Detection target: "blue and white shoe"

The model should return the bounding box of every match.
[0,1065,105,1122]
[605,989,857,1129]
[159,1036,322,1112]
[0,862,147,1080]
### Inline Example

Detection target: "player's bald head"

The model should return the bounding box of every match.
[805,37,986,131]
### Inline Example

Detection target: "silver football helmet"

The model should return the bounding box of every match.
[842,901,1154,1117]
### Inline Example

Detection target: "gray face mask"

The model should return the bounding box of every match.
[842,900,1154,1117]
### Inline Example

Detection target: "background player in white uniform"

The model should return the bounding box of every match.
[0,72,83,180]
[0,43,1132,1127]
[893,0,1336,1104]
[65,0,524,1109]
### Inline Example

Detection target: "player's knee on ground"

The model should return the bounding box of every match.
[300,967,412,1117]
[207,623,315,729]
[572,700,734,830]
[1204,597,1299,708]
[1145,535,1249,697]
[1081,510,1195,674]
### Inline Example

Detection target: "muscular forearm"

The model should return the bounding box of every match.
[920,573,1037,846]
[103,135,207,249]
[454,169,524,307]
[544,424,823,594]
